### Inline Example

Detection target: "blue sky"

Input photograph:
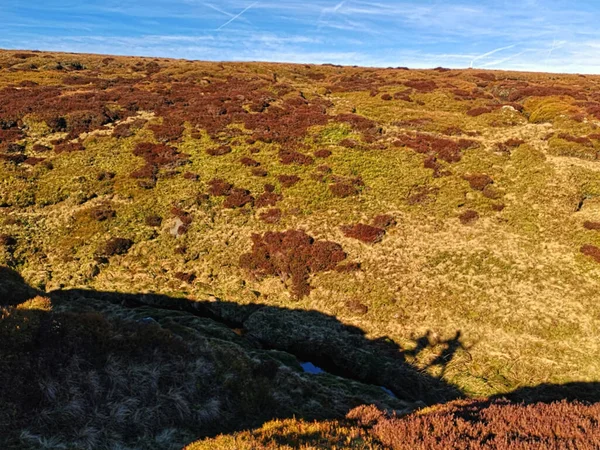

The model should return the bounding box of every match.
[1,1,600,73]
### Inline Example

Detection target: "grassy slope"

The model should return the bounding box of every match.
[1,49,600,446]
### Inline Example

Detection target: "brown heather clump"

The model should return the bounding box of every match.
[207,178,233,196]
[174,272,196,283]
[463,173,493,191]
[314,149,332,158]
[557,133,593,146]
[381,93,392,101]
[580,244,600,262]
[89,206,116,222]
[223,188,254,209]
[251,167,268,177]
[183,171,199,181]
[32,143,51,152]
[277,174,301,188]
[394,132,474,164]
[346,399,600,449]
[404,79,437,93]
[372,214,396,229]
[459,209,479,224]
[583,221,600,230]
[239,230,346,298]
[111,122,134,138]
[466,106,493,117]
[240,156,260,167]
[145,214,162,227]
[101,237,133,256]
[206,145,232,156]
[345,298,369,315]
[279,149,314,165]
[341,223,386,244]
[259,208,282,223]
[255,191,282,208]
[492,203,506,211]
[131,142,189,180]
[330,182,358,198]
[54,141,85,153]
[496,138,525,153]
[335,262,361,273]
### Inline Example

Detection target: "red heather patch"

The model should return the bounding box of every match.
[206,145,232,156]
[335,262,361,273]
[581,244,600,262]
[223,188,254,209]
[372,214,396,229]
[466,106,493,117]
[393,133,466,163]
[278,174,301,188]
[496,138,524,152]
[583,221,600,230]
[404,79,437,93]
[240,157,260,167]
[239,230,347,298]
[507,85,584,102]
[255,191,282,208]
[148,118,184,143]
[330,182,358,198]
[279,149,314,165]
[557,133,593,147]
[340,223,386,244]
[54,141,85,153]
[251,167,268,177]
[259,208,282,224]
[0,128,23,144]
[459,210,479,224]
[207,178,233,196]
[462,173,493,191]
[131,142,188,179]
[314,149,332,158]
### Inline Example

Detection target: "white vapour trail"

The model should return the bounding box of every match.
[205,3,235,17]
[216,2,258,30]
[469,44,516,68]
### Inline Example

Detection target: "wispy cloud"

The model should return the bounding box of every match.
[2,0,600,73]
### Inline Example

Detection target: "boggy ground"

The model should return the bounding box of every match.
[2,49,600,447]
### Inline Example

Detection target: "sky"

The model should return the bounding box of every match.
[1,0,600,73]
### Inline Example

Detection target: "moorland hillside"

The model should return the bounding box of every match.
[1,49,600,448]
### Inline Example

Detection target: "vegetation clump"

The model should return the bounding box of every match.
[581,244,600,262]
[101,237,134,256]
[463,173,494,191]
[240,230,346,298]
[277,174,301,188]
[459,210,479,224]
[341,223,386,244]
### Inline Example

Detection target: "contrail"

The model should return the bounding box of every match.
[480,50,527,68]
[333,1,346,12]
[205,3,235,17]
[216,2,258,30]
[469,44,516,68]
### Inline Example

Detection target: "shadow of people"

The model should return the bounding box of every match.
[1,266,461,449]
[3,265,600,450]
